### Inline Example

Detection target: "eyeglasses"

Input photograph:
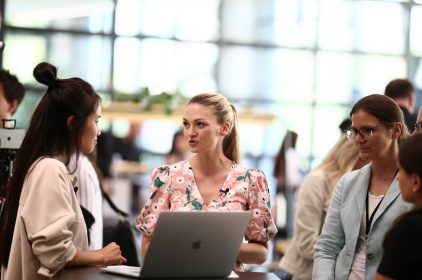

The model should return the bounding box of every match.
[415,122,422,133]
[345,124,384,140]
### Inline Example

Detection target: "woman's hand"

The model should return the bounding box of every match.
[98,242,127,266]
[67,242,127,267]
[237,241,269,264]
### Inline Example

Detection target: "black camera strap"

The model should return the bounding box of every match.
[101,187,129,218]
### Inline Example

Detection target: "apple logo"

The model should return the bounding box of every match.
[192,239,201,250]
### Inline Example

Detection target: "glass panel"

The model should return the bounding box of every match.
[49,34,112,90]
[318,0,405,54]
[219,46,314,102]
[113,37,143,94]
[272,0,318,47]
[351,54,406,100]
[312,105,349,161]
[275,104,312,165]
[316,52,354,103]
[6,0,114,33]
[2,33,46,84]
[221,0,278,45]
[13,90,42,129]
[410,6,422,57]
[3,33,111,90]
[412,57,422,93]
[139,120,181,154]
[239,124,266,158]
[113,38,218,96]
[136,0,220,41]
[115,0,142,36]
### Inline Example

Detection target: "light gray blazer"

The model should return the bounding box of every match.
[313,164,413,280]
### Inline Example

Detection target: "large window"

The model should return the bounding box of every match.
[3,0,422,178]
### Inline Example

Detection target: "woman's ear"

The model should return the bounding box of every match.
[413,174,422,193]
[392,122,402,139]
[219,122,231,136]
[67,115,76,130]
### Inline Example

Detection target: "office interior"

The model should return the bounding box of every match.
[1,0,422,274]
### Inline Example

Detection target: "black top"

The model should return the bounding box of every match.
[377,210,422,280]
[400,106,417,133]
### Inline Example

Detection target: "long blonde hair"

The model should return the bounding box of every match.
[187,93,240,163]
[315,136,362,207]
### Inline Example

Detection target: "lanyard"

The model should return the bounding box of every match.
[365,169,398,238]
[365,191,384,239]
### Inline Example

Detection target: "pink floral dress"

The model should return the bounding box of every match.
[136,159,277,243]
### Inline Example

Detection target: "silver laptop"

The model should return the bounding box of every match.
[103,211,250,278]
[141,211,250,278]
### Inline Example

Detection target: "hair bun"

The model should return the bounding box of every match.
[33,62,58,87]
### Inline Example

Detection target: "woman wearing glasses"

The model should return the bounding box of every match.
[313,94,413,280]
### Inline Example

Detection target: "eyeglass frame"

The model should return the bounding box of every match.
[415,122,422,133]
[345,123,386,140]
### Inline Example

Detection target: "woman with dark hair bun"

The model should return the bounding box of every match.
[0,62,126,279]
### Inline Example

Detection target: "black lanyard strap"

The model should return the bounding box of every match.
[365,192,384,238]
[365,169,399,238]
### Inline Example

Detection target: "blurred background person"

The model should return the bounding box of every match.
[70,152,103,250]
[339,118,352,135]
[166,129,190,165]
[384,79,417,133]
[0,69,25,127]
[96,122,147,214]
[415,105,422,134]
[278,136,368,280]
[273,130,302,238]
[376,133,422,280]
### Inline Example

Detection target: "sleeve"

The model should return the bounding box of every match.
[313,174,346,280]
[135,166,171,236]
[76,155,97,211]
[377,218,417,279]
[245,169,277,242]
[21,160,79,277]
[291,171,329,260]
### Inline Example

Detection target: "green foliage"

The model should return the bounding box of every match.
[115,87,188,114]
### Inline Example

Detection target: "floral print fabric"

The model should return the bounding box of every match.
[136,159,277,242]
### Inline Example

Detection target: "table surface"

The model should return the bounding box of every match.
[58,267,280,280]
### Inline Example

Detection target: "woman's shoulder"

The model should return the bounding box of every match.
[339,163,371,183]
[306,169,327,180]
[30,157,67,173]
[233,164,266,178]
[152,159,190,175]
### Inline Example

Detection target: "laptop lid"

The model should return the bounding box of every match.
[140,211,250,278]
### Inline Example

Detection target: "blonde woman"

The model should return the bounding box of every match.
[279,136,367,280]
[136,93,277,269]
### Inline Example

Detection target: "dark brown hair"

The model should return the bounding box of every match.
[350,94,410,143]
[273,130,298,183]
[0,69,25,112]
[399,133,422,181]
[0,62,100,266]
[385,79,414,100]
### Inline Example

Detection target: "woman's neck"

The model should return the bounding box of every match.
[191,153,232,175]
[371,161,398,182]
[371,143,399,179]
